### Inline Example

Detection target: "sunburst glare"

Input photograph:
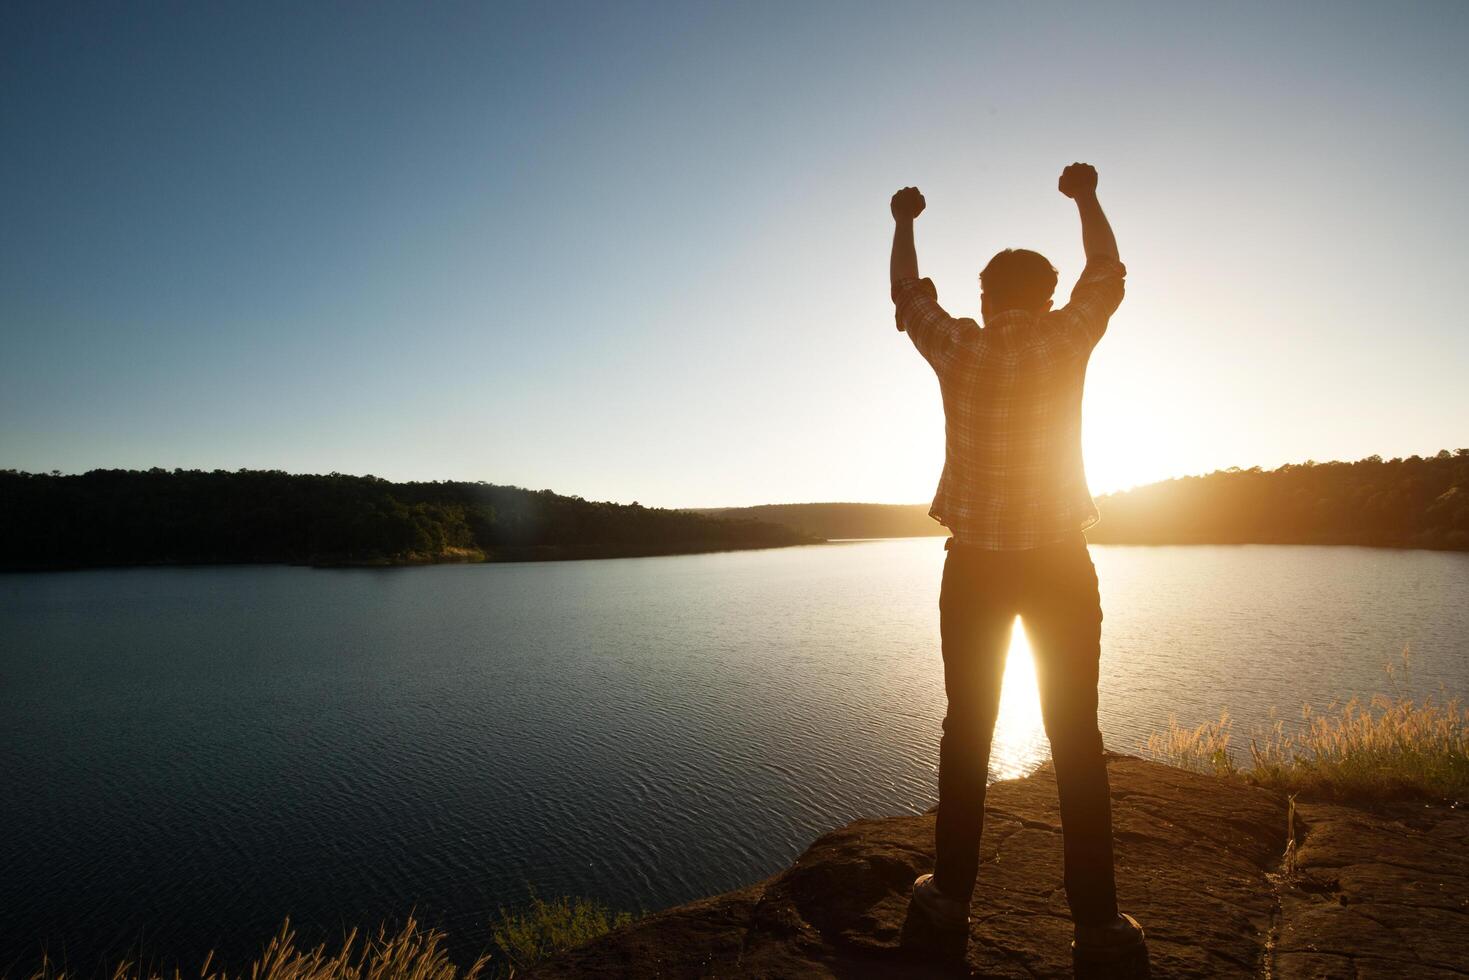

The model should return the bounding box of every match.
[989,616,1050,781]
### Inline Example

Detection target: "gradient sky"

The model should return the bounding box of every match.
[4,2,1466,507]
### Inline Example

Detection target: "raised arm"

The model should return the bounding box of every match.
[887,186,973,368]
[1053,163,1126,348]
[889,186,925,287]
[1058,163,1119,262]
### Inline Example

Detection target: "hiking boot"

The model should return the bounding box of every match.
[911,873,969,931]
[1072,912,1146,962]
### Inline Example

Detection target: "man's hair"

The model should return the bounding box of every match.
[979,249,1058,313]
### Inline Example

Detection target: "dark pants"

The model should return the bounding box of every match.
[933,532,1118,925]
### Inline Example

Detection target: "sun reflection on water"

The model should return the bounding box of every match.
[989,616,1050,781]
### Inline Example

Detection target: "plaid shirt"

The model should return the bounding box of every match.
[893,257,1126,550]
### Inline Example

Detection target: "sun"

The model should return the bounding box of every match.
[1083,424,1165,496]
[1082,373,1199,496]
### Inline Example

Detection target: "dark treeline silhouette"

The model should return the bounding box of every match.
[1087,450,1469,550]
[0,469,817,570]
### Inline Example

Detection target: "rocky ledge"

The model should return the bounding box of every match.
[527,757,1468,979]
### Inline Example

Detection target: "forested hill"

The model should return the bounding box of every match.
[699,450,1469,551]
[690,502,946,540]
[1087,450,1469,550]
[0,469,818,570]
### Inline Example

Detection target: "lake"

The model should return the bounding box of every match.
[2,540,1466,971]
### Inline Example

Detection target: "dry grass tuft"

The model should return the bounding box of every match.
[1144,711,1239,778]
[1143,653,1469,803]
[23,896,635,980]
[26,917,483,980]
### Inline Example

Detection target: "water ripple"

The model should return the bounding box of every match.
[1,542,1466,970]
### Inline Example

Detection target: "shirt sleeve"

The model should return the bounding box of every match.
[1053,258,1127,348]
[892,277,975,372]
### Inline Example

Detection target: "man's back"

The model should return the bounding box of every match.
[891,254,1126,549]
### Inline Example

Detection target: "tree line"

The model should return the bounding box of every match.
[1087,449,1469,550]
[698,451,1469,551]
[0,469,817,570]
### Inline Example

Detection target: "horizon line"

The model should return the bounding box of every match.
[10,447,1463,514]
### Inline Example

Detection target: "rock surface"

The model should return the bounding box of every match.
[527,757,1468,978]
[1278,797,1469,979]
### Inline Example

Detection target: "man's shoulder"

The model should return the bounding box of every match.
[1038,302,1107,338]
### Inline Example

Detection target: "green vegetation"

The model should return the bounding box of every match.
[0,469,817,570]
[1091,449,1469,550]
[7,449,1463,566]
[488,894,634,977]
[1143,658,1469,803]
[23,898,636,980]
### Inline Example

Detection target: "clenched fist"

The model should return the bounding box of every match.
[890,186,926,221]
[1058,163,1098,200]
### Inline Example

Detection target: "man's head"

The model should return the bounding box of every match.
[980,249,1058,321]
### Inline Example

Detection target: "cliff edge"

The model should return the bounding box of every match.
[526,757,1468,978]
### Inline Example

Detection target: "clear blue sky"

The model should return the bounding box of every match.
[3,1,1466,507]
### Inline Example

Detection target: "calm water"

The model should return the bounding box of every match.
[2,541,1467,970]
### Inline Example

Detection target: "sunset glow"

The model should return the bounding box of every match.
[4,4,1466,506]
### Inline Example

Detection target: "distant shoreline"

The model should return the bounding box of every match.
[0,469,820,572]
[10,535,1467,575]
[5,451,1464,570]
[698,451,1469,552]
[0,538,825,573]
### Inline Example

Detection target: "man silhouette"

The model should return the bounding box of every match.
[890,164,1145,963]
